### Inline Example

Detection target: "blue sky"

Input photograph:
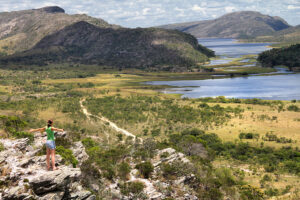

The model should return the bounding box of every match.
[0,0,299,27]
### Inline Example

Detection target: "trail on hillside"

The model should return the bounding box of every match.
[79,99,136,140]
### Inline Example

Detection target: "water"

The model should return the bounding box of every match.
[199,38,271,65]
[146,38,300,100]
[147,73,300,100]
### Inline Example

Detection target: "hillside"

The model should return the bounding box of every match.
[258,44,300,71]
[158,11,291,39]
[0,21,214,71]
[245,25,300,44]
[0,6,118,55]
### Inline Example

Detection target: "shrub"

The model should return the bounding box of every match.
[264,188,279,197]
[0,142,4,151]
[287,105,299,112]
[120,181,145,195]
[215,167,237,187]
[239,132,259,140]
[117,162,131,180]
[135,161,154,179]
[12,131,34,143]
[55,137,72,148]
[239,185,264,200]
[82,137,97,148]
[56,146,78,168]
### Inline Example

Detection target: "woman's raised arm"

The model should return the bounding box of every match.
[51,127,64,132]
[29,128,45,133]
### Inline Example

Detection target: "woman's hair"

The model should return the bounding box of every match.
[47,119,53,128]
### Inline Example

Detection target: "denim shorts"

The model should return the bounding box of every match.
[45,140,56,149]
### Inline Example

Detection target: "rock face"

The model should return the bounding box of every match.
[0,135,94,200]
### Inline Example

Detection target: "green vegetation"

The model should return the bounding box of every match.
[56,146,78,168]
[0,142,4,151]
[258,44,300,71]
[0,64,299,199]
[120,181,145,195]
[135,162,154,179]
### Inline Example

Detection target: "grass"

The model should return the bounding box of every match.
[208,102,300,148]
[213,158,300,198]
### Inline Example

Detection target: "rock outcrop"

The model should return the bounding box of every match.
[0,134,94,200]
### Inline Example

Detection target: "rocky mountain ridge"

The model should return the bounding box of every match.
[0,6,118,55]
[1,21,214,71]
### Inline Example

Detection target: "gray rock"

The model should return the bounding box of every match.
[38,191,64,200]
[70,141,89,166]
[30,167,81,195]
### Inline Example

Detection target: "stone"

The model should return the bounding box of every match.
[30,167,81,195]
[70,141,89,166]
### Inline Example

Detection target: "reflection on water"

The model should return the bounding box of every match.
[147,73,300,100]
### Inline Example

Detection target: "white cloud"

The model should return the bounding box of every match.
[0,0,299,27]
[142,8,150,15]
[225,6,236,13]
[287,5,300,10]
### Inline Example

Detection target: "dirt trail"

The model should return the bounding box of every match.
[79,99,136,140]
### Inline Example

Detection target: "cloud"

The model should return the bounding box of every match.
[225,6,236,13]
[0,0,299,27]
[287,5,300,10]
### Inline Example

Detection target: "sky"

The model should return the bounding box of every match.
[0,0,299,28]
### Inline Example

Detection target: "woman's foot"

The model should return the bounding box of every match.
[52,166,58,171]
[47,166,51,171]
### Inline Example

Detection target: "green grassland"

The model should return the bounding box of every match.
[0,65,300,199]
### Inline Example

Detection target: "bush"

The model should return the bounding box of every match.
[120,181,145,195]
[287,105,300,112]
[264,188,279,197]
[215,167,237,187]
[239,132,259,140]
[0,142,4,151]
[12,131,34,143]
[117,162,131,180]
[135,161,154,179]
[239,185,264,200]
[82,137,97,148]
[56,146,78,168]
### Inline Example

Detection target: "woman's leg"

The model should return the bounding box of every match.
[50,149,57,170]
[46,148,50,170]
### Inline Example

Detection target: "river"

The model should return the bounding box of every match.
[146,38,300,100]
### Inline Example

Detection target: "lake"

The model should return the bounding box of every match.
[146,39,300,100]
[200,38,271,65]
[147,73,300,100]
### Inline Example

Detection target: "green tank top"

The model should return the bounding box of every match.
[46,126,55,141]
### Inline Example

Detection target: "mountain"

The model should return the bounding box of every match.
[0,6,118,55]
[158,11,291,39]
[1,21,214,71]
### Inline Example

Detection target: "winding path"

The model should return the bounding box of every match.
[79,99,136,140]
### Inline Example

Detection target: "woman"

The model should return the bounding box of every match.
[29,120,64,170]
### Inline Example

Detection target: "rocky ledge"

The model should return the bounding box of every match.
[0,134,93,200]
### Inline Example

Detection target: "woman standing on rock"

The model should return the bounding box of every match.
[29,120,64,171]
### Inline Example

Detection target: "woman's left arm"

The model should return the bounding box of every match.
[51,127,64,132]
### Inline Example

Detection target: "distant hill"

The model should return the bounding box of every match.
[0,6,118,55]
[258,44,300,71]
[1,21,214,71]
[158,11,291,39]
[245,25,300,43]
